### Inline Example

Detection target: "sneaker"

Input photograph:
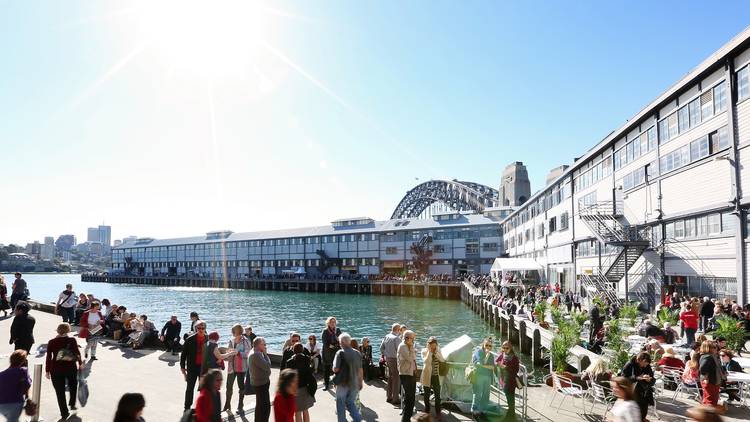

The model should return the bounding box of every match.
[90,356,98,361]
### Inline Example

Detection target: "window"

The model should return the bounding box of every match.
[668,113,678,139]
[560,212,569,231]
[466,243,479,254]
[721,212,736,235]
[647,126,657,150]
[708,214,721,234]
[678,106,689,133]
[433,244,446,253]
[685,218,696,238]
[688,99,701,128]
[482,243,498,252]
[674,220,685,238]
[713,82,726,114]
[739,66,750,101]
[709,127,730,152]
[385,247,398,255]
[658,119,670,143]
[697,216,708,237]
[700,90,714,120]
[548,217,557,233]
[690,135,709,161]
[665,222,675,239]
[537,223,545,238]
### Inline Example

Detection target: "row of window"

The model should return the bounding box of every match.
[505,212,570,249]
[576,241,621,258]
[115,258,497,268]
[658,81,726,144]
[613,126,657,171]
[659,126,729,174]
[664,212,734,240]
[574,156,613,191]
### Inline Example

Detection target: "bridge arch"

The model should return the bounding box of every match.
[391,179,499,219]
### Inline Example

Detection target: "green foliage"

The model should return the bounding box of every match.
[620,303,639,327]
[592,296,607,314]
[550,318,582,374]
[600,318,631,374]
[713,315,746,351]
[572,311,589,327]
[609,349,631,375]
[534,300,548,320]
[550,306,564,326]
[655,307,679,328]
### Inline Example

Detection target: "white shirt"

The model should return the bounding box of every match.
[57,291,77,308]
[86,312,102,328]
[304,342,321,356]
[611,399,641,422]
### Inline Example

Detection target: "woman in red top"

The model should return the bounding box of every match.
[657,347,685,370]
[45,323,82,419]
[273,369,298,422]
[195,369,222,422]
[680,304,699,346]
[79,302,104,360]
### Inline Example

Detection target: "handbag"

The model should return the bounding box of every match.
[23,399,37,416]
[438,360,449,377]
[56,339,77,362]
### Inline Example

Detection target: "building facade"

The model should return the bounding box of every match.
[501,27,750,306]
[111,213,502,279]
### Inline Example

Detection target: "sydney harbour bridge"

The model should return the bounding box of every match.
[391,179,499,219]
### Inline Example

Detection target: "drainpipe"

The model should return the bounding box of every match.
[725,58,746,306]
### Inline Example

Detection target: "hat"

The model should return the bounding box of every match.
[208,331,220,341]
[662,347,676,358]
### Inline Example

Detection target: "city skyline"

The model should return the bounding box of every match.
[3,1,750,245]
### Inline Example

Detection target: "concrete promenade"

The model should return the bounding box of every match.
[1,309,748,421]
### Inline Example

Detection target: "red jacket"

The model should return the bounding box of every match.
[680,310,699,330]
[78,310,104,339]
[195,389,220,422]
[273,391,297,422]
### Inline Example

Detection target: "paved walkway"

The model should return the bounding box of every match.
[1,310,748,421]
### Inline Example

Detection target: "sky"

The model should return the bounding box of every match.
[2,0,750,246]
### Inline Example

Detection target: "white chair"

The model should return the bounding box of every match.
[549,373,586,410]
[588,382,616,419]
[658,366,684,402]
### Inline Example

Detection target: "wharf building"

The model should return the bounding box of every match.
[111,213,502,279]
[500,27,750,306]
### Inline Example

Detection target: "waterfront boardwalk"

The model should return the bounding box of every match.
[2,309,748,421]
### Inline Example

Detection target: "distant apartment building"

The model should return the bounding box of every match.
[40,236,55,260]
[500,27,750,306]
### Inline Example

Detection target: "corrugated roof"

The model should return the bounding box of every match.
[115,214,499,249]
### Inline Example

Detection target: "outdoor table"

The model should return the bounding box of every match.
[734,357,750,369]
[627,335,646,341]
[727,371,750,407]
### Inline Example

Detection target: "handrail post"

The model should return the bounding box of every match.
[31,363,42,422]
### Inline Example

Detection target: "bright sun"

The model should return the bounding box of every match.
[131,0,268,80]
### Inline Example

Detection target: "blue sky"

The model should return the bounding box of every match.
[2,0,750,245]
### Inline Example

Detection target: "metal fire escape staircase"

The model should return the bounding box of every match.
[578,201,651,305]
[315,249,341,274]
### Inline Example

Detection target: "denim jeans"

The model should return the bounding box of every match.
[0,402,24,422]
[685,327,696,346]
[335,385,362,422]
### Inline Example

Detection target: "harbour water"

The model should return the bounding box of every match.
[4,273,504,358]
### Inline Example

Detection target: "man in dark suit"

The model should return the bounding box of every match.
[160,315,182,355]
[180,320,207,410]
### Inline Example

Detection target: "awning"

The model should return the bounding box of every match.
[490,258,544,273]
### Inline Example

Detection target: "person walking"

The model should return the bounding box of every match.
[9,273,27,311]
[180,320,207,411]
[698,341,724,410]
[160,315,182,355]
[248,336,272,422]
[114,393,146,422]
[680,303,700,347]
[224,324,251,413]
[9,302,35,353]
[397,330,417,422]
[609,377,641,422]
[0,350,31,422]
[333,332,363,422]
[285,343,316,422]
[46,323,82,419]
[620,352,655,421]
[496,341,520,422]
[79,302,104,360]
[273,369,299,422]
[0,275,11,317]
[470,338,495,417]
[55,284,77,324]
[699,297,715,332]
[321,316,342,391]
[420,336,446,420]
[380,323,402,404]
[195,369,223,422]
